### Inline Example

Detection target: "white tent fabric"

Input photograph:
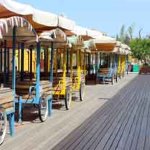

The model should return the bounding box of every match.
[0,0,75,30]
[58,15,75,31]
[93,36,116,44]
[0,16,37,41]
[71,25,88,36]
[113,43,131,55]
[86,29,104,38]
[0,0,33,15]
[39,28,67,42]
[32,9,58,27]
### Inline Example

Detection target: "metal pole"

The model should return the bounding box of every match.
[50,42,54,83]
[4,40,7,85]
[36,42,40,103]
[12,26,16,96]
[7,48,10,82]
[0,45,2,72]
[88,53,90,75]
[30,47,33,80]
[0,42,3,72]
[18,43,20,72]
[66,48,69,74]
[21,43,24,81]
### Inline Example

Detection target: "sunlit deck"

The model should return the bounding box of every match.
[1,74,146,150]
[53,74,150,150]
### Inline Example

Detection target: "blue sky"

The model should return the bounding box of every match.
[17,0,150,37]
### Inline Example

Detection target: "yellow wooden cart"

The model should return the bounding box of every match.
[68,36,86,101]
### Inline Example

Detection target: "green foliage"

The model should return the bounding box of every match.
[116,24,150,64]
[130,38,150,63]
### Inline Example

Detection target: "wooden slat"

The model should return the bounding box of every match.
[52,75,150,150]
[53,76,139,150]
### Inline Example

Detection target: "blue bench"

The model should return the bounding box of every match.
[97,68,115,85]
[15,80,52,123]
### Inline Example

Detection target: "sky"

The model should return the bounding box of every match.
[17,0,150,38]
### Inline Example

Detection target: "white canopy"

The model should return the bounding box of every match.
[0,0,33,16]
[67,25,93,40]
[58,15,75,31]
[0,0,75,31]
[86,29,104,39]
[0,16,37,42]
[39,28,67,43]
[93,36,116,44]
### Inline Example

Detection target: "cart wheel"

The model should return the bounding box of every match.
[79,82,85,101]
[65,87,72,110]
[0,108,7,145]
[38,98,48,122]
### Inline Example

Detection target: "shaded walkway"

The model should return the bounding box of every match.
[53,75,150,150]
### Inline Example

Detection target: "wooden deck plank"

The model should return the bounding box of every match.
[136,80,150,150]
[81,77,142,150]
[112,79,148,150]
[144,90,150,150]
[1,74,146,150]
[53,76,139,149]
[53,78,138,150]
[53,75,150,150]
[123,77,150,150]
[92,80,142,150]
[66,78,138,150]
[101,87,144,150]
[111,77,149,149]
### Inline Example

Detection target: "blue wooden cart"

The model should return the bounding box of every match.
[0,16,52,144]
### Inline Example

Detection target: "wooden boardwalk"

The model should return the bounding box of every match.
[53,75,150,150]
[0,73,143,150]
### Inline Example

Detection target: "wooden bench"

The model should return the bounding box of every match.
[0,88,15,144]
[97,68,114,85]
[15,80,52,122]
[8,72,21,82]
[40,72,72,110]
